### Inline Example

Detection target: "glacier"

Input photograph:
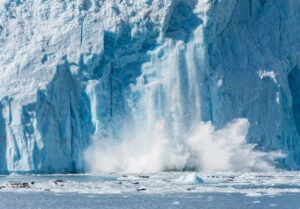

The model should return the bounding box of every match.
[0,0,300,173]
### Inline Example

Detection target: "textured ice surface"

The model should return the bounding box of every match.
[0,0,300,173]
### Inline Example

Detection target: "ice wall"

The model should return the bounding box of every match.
[205,0,300,168]
[0,0,299,173]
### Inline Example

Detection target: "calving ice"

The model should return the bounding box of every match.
[0,0,299,173]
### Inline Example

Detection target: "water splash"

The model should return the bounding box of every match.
[85,118,282,173]
[84,23,283,173]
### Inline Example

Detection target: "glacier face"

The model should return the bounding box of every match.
[206,0,300,168]
[0,0,300,173]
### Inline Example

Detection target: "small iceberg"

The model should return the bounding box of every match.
[174,173,204,185]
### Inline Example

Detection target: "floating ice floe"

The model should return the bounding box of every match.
[0,172,300,197]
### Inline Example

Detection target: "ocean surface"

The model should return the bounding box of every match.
[0,172,300,209]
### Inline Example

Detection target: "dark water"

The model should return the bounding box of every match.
[0,192,299,209]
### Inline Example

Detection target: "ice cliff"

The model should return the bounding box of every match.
[0,0,300,173]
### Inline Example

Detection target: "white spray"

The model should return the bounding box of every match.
[84,2,283,173]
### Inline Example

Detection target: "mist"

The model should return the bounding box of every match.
[84,118,283,173]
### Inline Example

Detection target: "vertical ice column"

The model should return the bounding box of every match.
[129,17,208,144]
